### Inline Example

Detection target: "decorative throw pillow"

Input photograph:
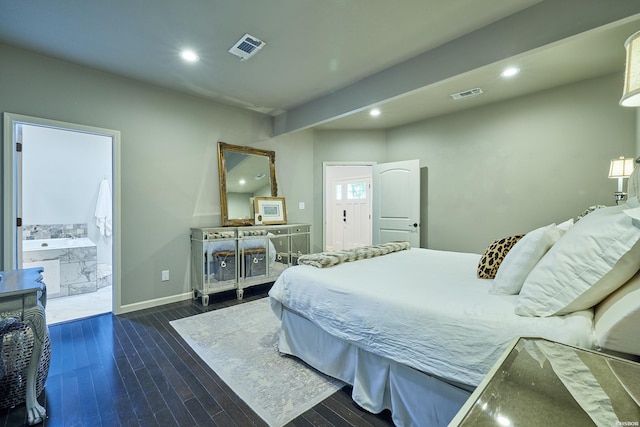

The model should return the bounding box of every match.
[491,224,564,295]
[516,199,640,317]
[477,235,524,279]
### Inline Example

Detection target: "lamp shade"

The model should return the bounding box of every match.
[621,30,640,107]
[609,156,635,178]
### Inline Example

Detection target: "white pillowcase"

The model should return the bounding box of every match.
[557,217,574,231]
[594,269,640,356]
[516,199,640,317]
[491,224,564,295]
[627,166,640,199]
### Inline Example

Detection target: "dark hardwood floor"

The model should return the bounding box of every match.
[1,284,395,426]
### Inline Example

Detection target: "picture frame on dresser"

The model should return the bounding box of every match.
[254,197,287,225]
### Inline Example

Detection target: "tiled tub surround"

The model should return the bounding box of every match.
[22,223,88,240]
[23,238,97,298]
[97,263,112,289]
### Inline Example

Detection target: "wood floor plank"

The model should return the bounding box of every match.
[299,408,334,426]
[0,285,394,427]
[75,366,101,424]
[320,394,372,427]
[60,370,83,426]
[152,407,178,427]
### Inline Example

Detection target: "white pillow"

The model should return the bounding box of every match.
[516,199,640,317]
[594,269,640,356]
[557,218,574,231]
[627,165,640,199]
[491,224,564,295]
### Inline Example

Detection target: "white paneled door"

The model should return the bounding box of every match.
[372,159,420,247]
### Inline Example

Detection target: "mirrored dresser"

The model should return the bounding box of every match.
[190,224,310,305]
[450,337,640,426]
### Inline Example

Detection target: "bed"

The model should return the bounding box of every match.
[269,195,640,426]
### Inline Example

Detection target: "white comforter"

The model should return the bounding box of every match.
[269,248,595,386]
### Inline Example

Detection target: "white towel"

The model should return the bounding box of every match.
[95,179,112,237]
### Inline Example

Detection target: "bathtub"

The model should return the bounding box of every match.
[22,237,96,251]
[22,238,97,298]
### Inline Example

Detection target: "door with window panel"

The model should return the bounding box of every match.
[332,177,372,250]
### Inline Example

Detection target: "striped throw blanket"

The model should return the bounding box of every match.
[297,241,411,268]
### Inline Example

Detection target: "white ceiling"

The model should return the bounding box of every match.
[1,0,639,133]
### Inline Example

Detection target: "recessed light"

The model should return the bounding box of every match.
[369,108,381,117]
[180,49,199,63]
[501,67,520,78]
[239,179,246,186]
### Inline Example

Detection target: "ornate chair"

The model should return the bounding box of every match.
[0,268,49,424]
[0,317,50,410]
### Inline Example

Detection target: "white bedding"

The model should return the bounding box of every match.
[269,248,596,386]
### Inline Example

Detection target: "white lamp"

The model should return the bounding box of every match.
[621,30,640,106]
[608,156,635,203]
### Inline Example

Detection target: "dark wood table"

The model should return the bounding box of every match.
[0,267,48,425]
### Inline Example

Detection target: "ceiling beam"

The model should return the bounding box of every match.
[272,0,640,136]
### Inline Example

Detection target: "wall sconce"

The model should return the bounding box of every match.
[609,156,634,204]
[621,30,640,106]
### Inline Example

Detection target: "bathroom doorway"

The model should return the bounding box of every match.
[3,113,120,324]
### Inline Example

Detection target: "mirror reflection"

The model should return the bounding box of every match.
[218,142,277,226]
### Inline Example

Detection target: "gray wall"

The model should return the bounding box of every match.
[309,74,636,254]
[386,73,636,253]
[0,42,297,308]
[1,41,637,310]
[252,130,315,238]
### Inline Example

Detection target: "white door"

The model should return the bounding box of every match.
[332,177,372,250]
[372,159,420,247]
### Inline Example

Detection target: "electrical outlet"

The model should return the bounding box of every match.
[161,270,170,281]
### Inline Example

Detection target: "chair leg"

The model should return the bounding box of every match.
[23,306,47,425]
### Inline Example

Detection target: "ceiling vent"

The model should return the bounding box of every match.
[228,34,266,61]
[450,87,483,100]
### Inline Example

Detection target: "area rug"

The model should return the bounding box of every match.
[170,297,344,426]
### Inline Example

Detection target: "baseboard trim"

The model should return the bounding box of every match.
[116,291,193,314]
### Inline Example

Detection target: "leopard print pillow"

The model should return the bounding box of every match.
[477,235,524,279]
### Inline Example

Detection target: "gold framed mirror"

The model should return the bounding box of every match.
[218,141,277,226]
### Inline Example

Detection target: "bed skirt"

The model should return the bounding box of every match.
[277,306,472,427]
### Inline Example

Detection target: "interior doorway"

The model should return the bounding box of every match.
[3,113,121,324]
[323,160,422,250]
